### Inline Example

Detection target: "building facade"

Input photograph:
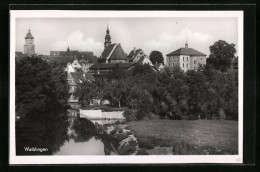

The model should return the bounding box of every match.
[166,42,207,72]
[24,29,35,55]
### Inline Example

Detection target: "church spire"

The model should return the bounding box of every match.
[104,24,111,49]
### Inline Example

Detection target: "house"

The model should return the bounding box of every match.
[127,48,145,62]
[127,47,154,67]
[154,63,165,72]
[88,63,136,78]
[67,71,95,108]
[166,41,207,72]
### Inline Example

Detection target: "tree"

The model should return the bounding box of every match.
[15,55,69,155]
[74,81,97,107]
[107,63,127,82]
[16,55,70,118]
[206,40,236,72]
[105,80,128,108]
[149,50,164,65]
[93,78,107,105]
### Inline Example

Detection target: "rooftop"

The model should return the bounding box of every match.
[166,47,206,56]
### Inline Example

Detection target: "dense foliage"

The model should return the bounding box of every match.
[15,55,70,155]
[149,50,164,65]
[206,40,236,72]
[77,63,238,121]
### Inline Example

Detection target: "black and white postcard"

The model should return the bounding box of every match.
[9,10,243,164]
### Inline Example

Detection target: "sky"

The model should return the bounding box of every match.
[16,17,238,57]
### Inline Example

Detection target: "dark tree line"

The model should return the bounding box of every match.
[75,63,238,121]
[75,40,238,121]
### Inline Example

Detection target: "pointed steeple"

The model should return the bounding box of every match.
[185,40,188,49]
[106,24,110,34]
[104,24,111,49]
[67,46,70,52]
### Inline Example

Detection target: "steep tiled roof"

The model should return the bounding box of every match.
[101,43,127,60]
[127,49,142,58]
[166,48,206,56]
[101,44,117,59]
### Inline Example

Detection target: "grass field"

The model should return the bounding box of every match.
[127,119,238,155]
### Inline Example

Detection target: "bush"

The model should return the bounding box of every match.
[123,109,136,122]
[137,148,149,155]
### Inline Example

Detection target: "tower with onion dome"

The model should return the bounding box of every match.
[24,29,35,55]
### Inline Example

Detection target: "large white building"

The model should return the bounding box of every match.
[166,41,207,72]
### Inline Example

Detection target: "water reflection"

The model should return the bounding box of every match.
[16,109,123,155]
[16,109,69,155]
[55,118,120,155]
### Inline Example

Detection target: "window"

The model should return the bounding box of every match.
[187,57,188,61]
[183,63,184,68]
[201,58,202,60]
[183,57,184,61]
[187,63,188,68]
[168,57,170,61]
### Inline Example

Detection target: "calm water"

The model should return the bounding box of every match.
[54,118,121,155]
[16,110,123,156]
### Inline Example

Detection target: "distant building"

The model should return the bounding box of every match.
[48,47,98,67]
[127,48,145,62]
[166,41,207,72]
[127,48,153,66]
[230,57,238,72]
[99,43,128,64]
[24,29,35,55]
[67,61,95,108]
[89,63,136,78]
[154,63,165,72]
[99,26,128,64]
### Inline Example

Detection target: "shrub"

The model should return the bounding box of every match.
[123,109,136,122]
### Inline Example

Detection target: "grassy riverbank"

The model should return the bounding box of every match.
[127,119,238,155]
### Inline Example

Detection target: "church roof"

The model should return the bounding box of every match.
[100,43,127,60]
[25,30,34,39]
[166,48,206,56]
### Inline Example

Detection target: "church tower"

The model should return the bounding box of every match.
[24,29,35,55]
[104,25,111,49]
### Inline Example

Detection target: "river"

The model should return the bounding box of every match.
[54,118,122,155]
[16,109,129,156]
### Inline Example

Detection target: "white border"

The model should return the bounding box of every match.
[9,10,243,164]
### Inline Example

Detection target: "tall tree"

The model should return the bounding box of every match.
[74,81,97,107]
[105,80,128,108]
[206,40,236,72]
[15,55,69,155]
[149,50,164,65]
[16,55,69,118]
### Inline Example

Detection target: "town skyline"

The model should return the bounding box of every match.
[16,17,238,57]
